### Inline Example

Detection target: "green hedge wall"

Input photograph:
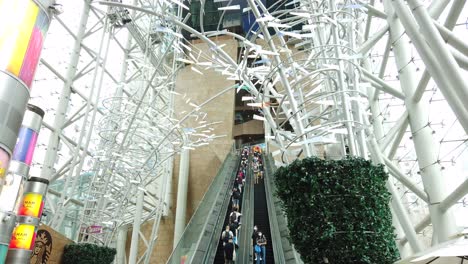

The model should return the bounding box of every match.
[274,157,400,264]
[62,243,116,264]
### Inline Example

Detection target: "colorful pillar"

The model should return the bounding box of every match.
[0,105,44,264]
[7,177,49,263]
[0,0,51,157]
[0,0,52,261]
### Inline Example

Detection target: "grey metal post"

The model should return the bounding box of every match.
[2,105,45,264]
[6,177,49,264]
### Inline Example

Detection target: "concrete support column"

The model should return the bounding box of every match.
[173,147,190,248]
[384,0,458,243]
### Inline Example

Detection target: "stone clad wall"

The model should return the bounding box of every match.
[138,36,237,264]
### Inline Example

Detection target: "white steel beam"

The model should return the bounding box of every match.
[385,0,458,243]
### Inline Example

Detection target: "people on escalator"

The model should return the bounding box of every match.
[234,176,240,194]
[229,208,242,225]
[238,169,244,180]
[230,208,242,246]
[251,225,259,262]
[258,159,264,181]
[229,222,239,248]
[231,187,241,211]
[256,231,267,264]
[223,238,235,264]
[241,163,247,176]
[221,225,234,248]
[236,175,243,193]
[253,162,260,184]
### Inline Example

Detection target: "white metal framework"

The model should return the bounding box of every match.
[15,0,468,262]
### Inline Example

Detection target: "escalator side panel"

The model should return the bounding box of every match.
[264,155,303,264]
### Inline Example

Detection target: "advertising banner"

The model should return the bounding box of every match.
[9,224,35,250]
[0,0,50,88]
[18,193,44,218]
[0,147,10,182]
[13,127,39,166]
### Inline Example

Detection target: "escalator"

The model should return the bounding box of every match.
[168,149,301,264]
[211,152,275,264]
[253,174,275,264]
[264,155,303,264]
[213,172,244,263]
[167,152,239,264]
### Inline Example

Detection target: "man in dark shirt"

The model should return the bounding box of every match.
[256,232,267,264]
[224,238,235,264]
[251,225,259,261]
[232,188,241,210]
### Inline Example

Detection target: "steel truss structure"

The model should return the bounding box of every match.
[8,0,467,262]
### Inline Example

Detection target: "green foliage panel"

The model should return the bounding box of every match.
[62,243,116,264]
[274,157,400,264]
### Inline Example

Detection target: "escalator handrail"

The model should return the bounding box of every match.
[166,151,238,263]
[200,154,243,263]
[264,154,304,264]
[263,154,286,263]
[202,144,254,263]
[236,148,254,264]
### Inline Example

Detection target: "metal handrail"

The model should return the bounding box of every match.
[263,154,286,263]
[264,154,304,264]
[236,147,254,264]
[200,155,243,263]
[166,151,238,263]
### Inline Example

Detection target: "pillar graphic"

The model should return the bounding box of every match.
[0,105,44,264]
[0,0,52,260]
[7,177,49,263]
[0,0,51,156]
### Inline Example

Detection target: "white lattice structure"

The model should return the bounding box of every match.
[6,0,467,262]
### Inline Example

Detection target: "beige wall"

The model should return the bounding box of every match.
[233,120,264,137]
[139,36,238,264]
